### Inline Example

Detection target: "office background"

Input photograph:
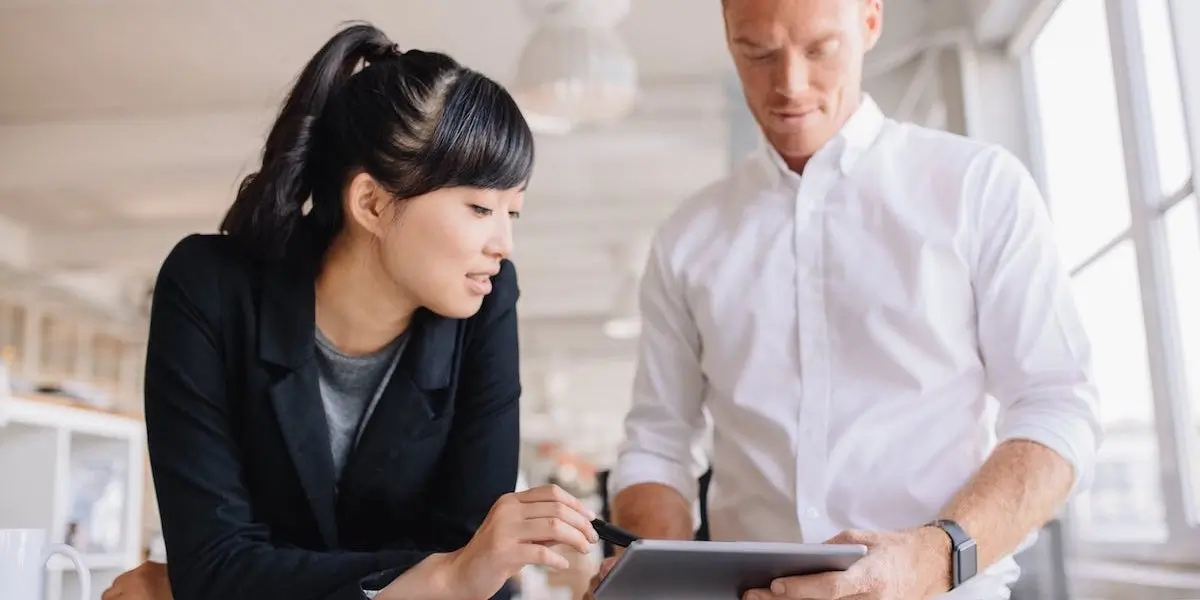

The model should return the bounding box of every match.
[0,0,1198,598]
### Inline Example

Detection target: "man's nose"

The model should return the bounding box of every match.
[774,50,811,97]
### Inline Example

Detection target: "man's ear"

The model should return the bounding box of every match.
[862,0,883,52]
[344,171,391,236]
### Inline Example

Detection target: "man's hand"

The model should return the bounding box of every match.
[743,528,951,600]
[101,561,173,600]
[582,556,619,600]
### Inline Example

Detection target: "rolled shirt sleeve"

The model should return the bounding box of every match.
[608,233,710,519]
[970,146,1105,497]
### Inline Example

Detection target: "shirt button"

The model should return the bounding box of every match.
[806,508,819,518]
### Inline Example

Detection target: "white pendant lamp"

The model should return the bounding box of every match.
[514,0,639,134]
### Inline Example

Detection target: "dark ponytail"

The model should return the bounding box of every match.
[220,24,394,258]
[219,22,533,261]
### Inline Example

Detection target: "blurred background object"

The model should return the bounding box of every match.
[1,1,1198,598]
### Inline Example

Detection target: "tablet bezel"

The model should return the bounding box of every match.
[592,539,868,600]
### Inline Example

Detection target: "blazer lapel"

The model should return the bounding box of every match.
[337,309,460,510]
[259,252,339,548]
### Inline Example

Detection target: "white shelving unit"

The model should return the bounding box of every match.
[0,393,146,600]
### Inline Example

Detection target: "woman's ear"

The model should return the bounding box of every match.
[344,171,391,236]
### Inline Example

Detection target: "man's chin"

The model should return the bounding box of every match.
[767,131,832,165]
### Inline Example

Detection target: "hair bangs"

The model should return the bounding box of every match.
[423,71,535,192]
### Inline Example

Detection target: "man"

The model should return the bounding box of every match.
[598,0,1103,599]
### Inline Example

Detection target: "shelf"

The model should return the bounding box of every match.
[0,391,147,599]
[1,393,143,439]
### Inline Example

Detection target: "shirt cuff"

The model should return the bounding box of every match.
[609,451,702,529]
[360,567,405,599]
[998,412,1101,498]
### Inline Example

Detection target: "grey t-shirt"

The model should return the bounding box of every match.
[313,327,408,481]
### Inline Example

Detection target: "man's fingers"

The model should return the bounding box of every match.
[768,571,848,598]
[741,590,787,600]
[824,529,874,546]
[598,556,618,578]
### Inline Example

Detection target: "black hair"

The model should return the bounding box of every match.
[220,22,535,260]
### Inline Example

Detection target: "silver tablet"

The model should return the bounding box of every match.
[592,539,868,600]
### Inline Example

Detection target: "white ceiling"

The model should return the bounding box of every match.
[0,0,733,122]
[0,0,1032,464]
[0,0,732,323]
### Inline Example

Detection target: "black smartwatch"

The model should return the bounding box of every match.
[926,519,977,589]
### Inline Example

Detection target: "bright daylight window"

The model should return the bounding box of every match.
[1029,0,1197,549]
[1138,0,1200,524]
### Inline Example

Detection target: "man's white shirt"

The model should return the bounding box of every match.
[608,96,1103,599]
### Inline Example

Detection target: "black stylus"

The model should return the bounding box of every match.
[591,518,640,548]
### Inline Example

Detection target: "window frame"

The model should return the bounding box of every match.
[1021,0,1200,566]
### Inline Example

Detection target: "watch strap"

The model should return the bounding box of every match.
[927,519,978,589]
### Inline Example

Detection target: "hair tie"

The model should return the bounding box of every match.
[362,42,401,68]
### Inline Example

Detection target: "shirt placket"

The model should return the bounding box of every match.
[792,168,833,543]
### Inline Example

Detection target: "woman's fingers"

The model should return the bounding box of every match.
[494,485,599,566]
[517,517,593,555]
[520,499,598,544]
[512,541,572,570]
[516,485,594,518]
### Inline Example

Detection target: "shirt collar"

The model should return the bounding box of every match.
[759,93,886,188]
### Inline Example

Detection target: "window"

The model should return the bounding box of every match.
[1138,0,1192,198]
[1135,0,1200,528]
[1029,0,1132,271]
[1028,0,1168,542]
[1027,0,1200,557]
[1069,241,1167,541]
[1166,195,1200,517]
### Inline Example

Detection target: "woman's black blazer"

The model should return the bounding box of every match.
[144,234,521,600]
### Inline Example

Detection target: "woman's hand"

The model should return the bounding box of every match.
[441,484,599,600]
[101,561,173,600]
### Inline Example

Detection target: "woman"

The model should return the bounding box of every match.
[101,22,597,600]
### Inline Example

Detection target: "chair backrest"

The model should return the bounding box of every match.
[1011,518,1072,600]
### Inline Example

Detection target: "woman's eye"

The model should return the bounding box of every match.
[471,205,493,216]
[508,211,521,219]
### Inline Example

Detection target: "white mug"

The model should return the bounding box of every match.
[0,529,91,600]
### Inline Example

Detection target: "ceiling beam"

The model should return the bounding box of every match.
[0,217,145,329]
[1004,0,1062,57]
[971,0,1059,46]
[28,215,659,272]
[0,111,270,191]
[0,113,724,206]
[0,76,724,179]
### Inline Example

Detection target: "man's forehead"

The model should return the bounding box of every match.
[723,0,862,34]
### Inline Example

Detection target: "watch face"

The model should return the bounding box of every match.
[960,544,978,583]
